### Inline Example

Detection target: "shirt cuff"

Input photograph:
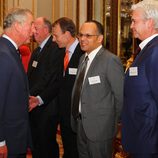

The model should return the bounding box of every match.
[0,141,6,147]
[36,96,44,106]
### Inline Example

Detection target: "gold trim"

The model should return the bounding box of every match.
[64,0,68,15]
[52,0,55,21]
[103,0,106,46]
[0,0,2,26]
[92,0,94,19]
[117,0,121,56]
[13,0,15,7]
[0,0,8,29]
[32,0,35,15]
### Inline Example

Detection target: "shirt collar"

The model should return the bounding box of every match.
[68,38,79,54]
[2,34,18,50]
[139,34,158,50]
[39,35,51,50]
[86,45,102,62]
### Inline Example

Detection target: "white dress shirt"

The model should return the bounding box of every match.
[79,45,102,113]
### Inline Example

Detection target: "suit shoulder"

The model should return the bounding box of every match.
[98,47,123,68]
[74,44,84,56]
[100,47,119,60]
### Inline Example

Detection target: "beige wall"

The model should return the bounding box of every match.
[4,0,53,21]
[37,0,52,21]
[7,0,35,11]
[3,0,87,27]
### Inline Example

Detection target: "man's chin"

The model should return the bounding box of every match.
[24,39,31,44]
[132,32,138,38]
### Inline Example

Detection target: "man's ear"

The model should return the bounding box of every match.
[14,22,22,33]
[147,18,154,30]
[65,31,71,38]
[98,34,104,43]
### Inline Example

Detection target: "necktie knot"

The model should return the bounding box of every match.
[84,55,89,62]
[80,56,89,69]
[36,46,41,53]
[133,46,141,60]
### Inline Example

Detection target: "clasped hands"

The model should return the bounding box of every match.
[29,96,40,112]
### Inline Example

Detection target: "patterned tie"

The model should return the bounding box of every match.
[64,50,69,71]
[72,56,89,119]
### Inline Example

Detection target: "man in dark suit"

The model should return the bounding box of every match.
[122,1,158,158]
[28,17,64,158]
[71,20,124,158]
[0,8,34,158]
[52,17,84,158]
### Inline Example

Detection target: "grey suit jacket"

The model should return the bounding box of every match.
[71,46,124,142]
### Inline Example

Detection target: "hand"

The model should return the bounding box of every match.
[0,145,7,158]
[29,96,40,112]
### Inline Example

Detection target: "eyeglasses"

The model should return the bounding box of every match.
[78,33,99,38]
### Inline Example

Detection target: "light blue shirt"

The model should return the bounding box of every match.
[67,38,79,60]
[39,35,51,51]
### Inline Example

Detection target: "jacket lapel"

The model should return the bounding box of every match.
[82,47,104,89]
[133,36,158,66]
[2,37,29,91]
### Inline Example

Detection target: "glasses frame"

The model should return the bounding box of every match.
[78,33,100,38]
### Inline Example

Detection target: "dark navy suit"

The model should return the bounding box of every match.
[28,36,65,158]
[0,37,31,156]
[59,43,84,158]
[122,36,158,156]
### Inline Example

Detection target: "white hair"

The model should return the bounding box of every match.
[3,8,32,29]
[131,0,158,28]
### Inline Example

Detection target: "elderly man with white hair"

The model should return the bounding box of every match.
[122,0,158,158]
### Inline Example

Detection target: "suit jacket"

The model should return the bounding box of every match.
[71,46,124,141]
[59,43,84,116]
[0,37,31,154]
[122,36,158,153]
[27,36,65,116]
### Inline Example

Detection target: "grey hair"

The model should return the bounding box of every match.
[131,0,158,28]
[43,17,52,33]
[3,8,32,29]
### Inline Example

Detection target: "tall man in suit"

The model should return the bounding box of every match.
[28,17,64,158]
[52,17,84,158]
[122,1,158,158]
[71,20,124,158]
[0,8,34,158]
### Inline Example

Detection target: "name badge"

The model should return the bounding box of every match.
[69,68,77,75]
[88,76,101,85]
[129,67,138,76]
[32,61,38,68]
